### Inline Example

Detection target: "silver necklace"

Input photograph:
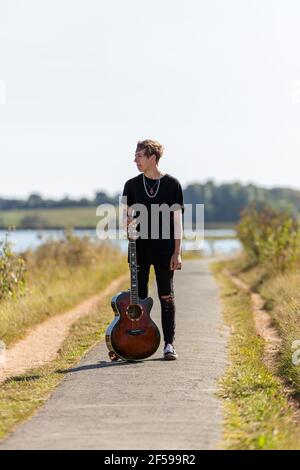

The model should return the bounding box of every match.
[143,172,164,198]
[144,178,159,193]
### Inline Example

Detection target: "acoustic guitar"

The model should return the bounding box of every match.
[105,218,161,361]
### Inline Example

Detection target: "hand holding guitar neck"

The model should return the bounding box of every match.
[127,215,138,241]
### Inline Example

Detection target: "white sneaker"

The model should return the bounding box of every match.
[163,343,178,360]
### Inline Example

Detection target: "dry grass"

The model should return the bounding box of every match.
[0,235,127,347]
[223,253,300,418]
[259,271,300,391]
[212,261,300,449]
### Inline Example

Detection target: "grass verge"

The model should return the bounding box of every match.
[212,260,300,449]
[222,253,300,410]
[0,239,127,347]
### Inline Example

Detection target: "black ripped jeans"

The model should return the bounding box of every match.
[136,263,176,345]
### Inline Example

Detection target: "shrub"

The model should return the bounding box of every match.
[0,232,27,301]
[26,228,110,273]
[19,214,48,229]
[236,204,300,272]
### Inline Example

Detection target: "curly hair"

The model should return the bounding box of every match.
[135,139,164,164]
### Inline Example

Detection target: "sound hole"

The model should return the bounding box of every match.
[127,304,142,321]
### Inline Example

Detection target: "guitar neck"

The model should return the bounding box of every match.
[129,240,139,304]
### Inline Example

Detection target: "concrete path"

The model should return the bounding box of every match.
[0,258,229,450]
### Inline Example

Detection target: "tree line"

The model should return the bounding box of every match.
[1,181,300,223]
[0,191,119,210]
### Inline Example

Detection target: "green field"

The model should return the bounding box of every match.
[0,207,237,231]
[0,206,119,229]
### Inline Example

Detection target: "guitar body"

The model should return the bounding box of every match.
[106,289,161,361]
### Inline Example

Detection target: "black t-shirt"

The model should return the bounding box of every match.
[122,173,184,266]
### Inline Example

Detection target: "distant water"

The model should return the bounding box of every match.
[0,228,241,257]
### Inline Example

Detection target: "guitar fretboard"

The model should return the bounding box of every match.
[129,240,139,304]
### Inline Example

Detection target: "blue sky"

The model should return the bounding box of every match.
[0,0,300,199]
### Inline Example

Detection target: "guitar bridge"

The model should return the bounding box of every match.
[126,329,145,336]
